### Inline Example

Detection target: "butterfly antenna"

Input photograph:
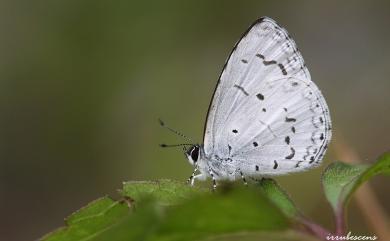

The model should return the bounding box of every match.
[158,118,193,142]
[159,143,193,148]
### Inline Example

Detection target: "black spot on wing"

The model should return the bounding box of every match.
[262,108,266,112]
[255,165,259,171]
[309,156,315,164]
[285,147,295,159]
[264,60,277,65]
[233,84,249,96]
[286,117,296,122]
[291,126,296,133]
[253,142,258,147]
[232,129,238,134]
[256,53,265,59]
[285,136,290,145]
[273,160,278,169]
[278,63,287,75]
[256,53,288,75]
[256,93,264,100]
[241,59,248,63]
[295,161,303,168]
[303,147,318,161]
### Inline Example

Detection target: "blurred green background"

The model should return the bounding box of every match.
[1,0,389,240]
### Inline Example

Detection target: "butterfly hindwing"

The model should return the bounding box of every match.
[203,17,331,175]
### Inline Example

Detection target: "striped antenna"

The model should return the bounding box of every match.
[158,119,193,142]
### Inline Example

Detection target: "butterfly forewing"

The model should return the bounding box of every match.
[203,17,331,175]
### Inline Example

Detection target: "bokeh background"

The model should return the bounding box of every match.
[1,0,389,240]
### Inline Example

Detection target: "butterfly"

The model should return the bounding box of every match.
[160,17,332,189]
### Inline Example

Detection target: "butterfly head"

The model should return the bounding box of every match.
[185,144,201,166]
[158,119,203,166]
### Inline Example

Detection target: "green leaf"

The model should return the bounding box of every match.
[40,196,131,241]
[147,186,289,241]
[42,180,201,241]
[91,199,163,241]
[121,179,207,205]
[322,151,390,211]
[257,178,300,219]
[205,230,321,241]
[95,185,290,241]
[41,180,290,241]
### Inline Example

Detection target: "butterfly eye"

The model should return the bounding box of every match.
[190,146,199,163]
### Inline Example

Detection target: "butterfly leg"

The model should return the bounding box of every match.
[239,169,248,186]
[187,166,198,185]
[191,173,206,186]
[208,168,217,190]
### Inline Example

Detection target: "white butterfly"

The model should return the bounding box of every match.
[162,17,331,189]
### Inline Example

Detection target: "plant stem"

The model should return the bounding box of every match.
[335,206,345,235]
[298,217,333,240]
